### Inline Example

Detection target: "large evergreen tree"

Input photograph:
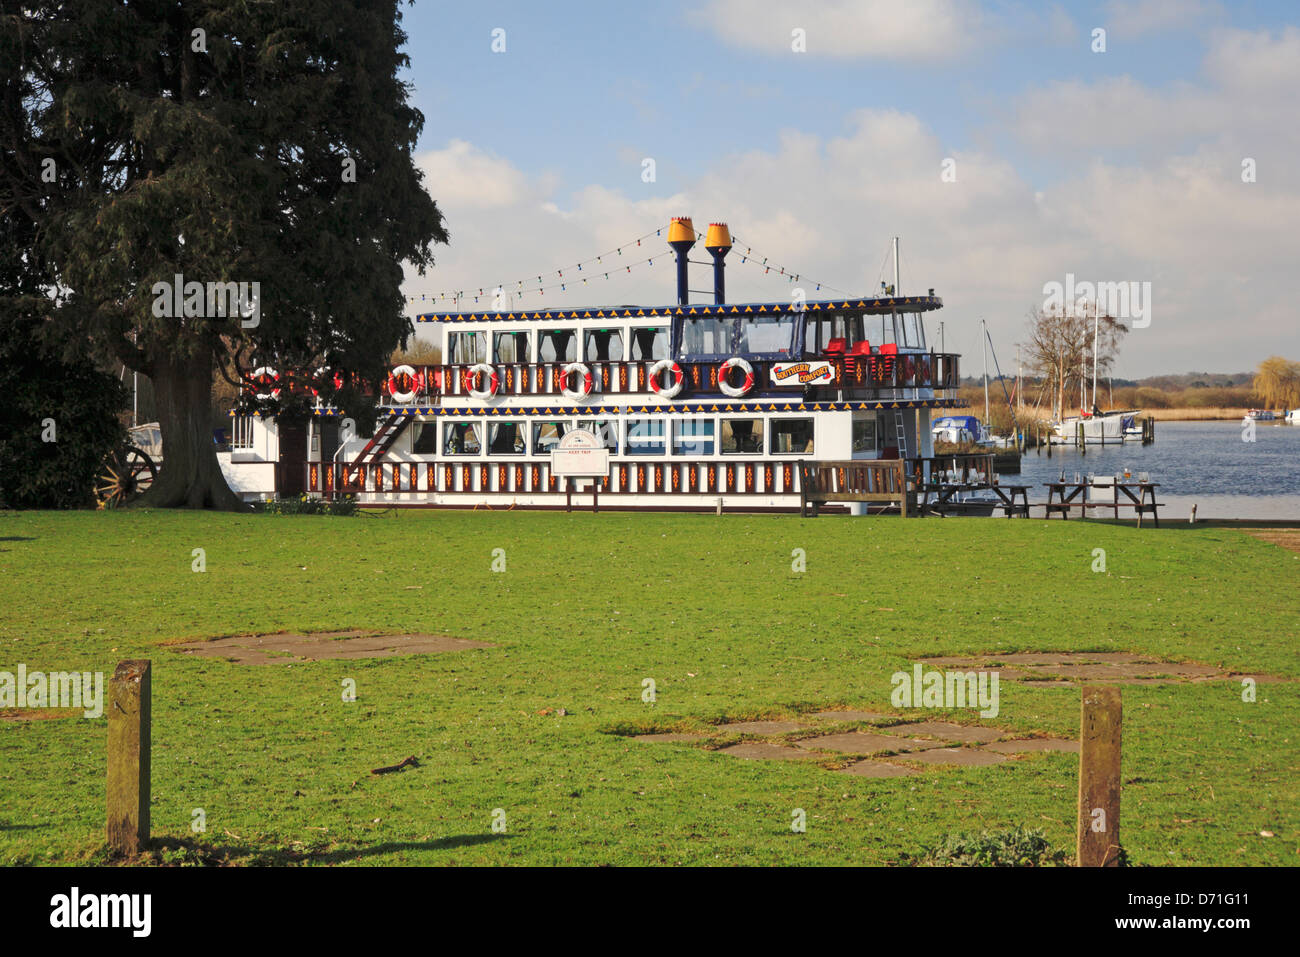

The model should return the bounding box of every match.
[2,0,447,507]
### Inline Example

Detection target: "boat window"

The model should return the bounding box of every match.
[412,422,439,454]
[673,418,715,455]
[538,329,578,363]
[494,330,530,363]
[852,416,877,454]
[770,418,815,454]
[487,421,526,455]
[448,331,487,364]
[736,313,795,355]
[584,329,625,362]
[578,420,619,453]
[720,418,764,454]
[902,313,921,349]
[532,420,572,455]
[677,316,738,358]
[625,418,666,455]
[443,421,481,455]
[864,315,888,349]
[806,313,864,353]
[629,326,668,361]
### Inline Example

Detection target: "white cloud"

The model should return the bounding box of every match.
[688,0,988,59]
[408,67,1300,375]
[1103,0,1222,38]
[416,139,528,208]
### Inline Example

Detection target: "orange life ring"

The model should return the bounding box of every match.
[648,359,685,398]
[718,357,755,397]
[463,363,499,399]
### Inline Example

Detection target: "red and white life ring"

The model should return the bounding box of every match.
[560,362,594,400]
[386,364,424,403]
[463,363,499,399]
[648,359,685,399]
[251,366,279,400]
[718,357,755,398]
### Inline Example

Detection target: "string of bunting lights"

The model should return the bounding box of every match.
[406,227,667,309]
[404,225,853,312]
[725,232,851,297]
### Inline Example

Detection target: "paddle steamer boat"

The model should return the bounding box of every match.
[231,218,968,511]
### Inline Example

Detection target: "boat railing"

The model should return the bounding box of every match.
[377,353,960,404]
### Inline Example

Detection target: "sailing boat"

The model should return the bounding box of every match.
[1050,299,1142,444]
[931,318,996,448]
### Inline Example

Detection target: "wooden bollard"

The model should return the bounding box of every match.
[107,659,151,854]
[1077,685,1122,866]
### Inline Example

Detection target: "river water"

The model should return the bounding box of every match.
[1002,420,1300,520]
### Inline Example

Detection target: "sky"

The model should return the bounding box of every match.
[394,0,1299,378]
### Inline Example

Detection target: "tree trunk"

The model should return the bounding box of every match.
[136,352,243,510]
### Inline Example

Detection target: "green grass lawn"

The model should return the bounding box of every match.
[0,508,1295,866]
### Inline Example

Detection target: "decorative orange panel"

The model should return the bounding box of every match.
[745,465,755,491]
[725,465,735,492]
[461,465,471,490]
[707,466,717,493]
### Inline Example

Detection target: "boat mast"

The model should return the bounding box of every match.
[981,318,990,424]
[1092,297,1100,410]
[892,236,901,346]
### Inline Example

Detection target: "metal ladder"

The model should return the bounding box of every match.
[893,410,908,460]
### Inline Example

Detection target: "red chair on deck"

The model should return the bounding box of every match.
[844,340,872,379]
[873,342,899,382]
[824,337,848,356]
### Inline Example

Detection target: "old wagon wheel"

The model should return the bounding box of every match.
[96,446,158,509]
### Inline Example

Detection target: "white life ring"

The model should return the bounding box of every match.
[463,363,498,399]
[648,359,684,399]
[251,366,280,400]
[718,357,755,397]
[387,364,424,403]
[560,362,594,400]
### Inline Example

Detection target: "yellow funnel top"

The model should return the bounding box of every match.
[667,216,695,245]
[704,222,732,249]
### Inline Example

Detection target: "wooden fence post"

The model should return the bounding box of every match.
[1077,684,1122,866]
[107,659,151,855]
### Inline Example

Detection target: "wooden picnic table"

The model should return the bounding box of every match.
[1043,482,1162,527]
[920,483,1031,518]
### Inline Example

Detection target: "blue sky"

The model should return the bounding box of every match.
[393,1,1300,376]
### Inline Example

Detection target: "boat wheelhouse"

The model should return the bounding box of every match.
[233,218,969,511]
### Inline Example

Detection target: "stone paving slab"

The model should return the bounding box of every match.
[795,732,948,755]
[173,631,492,662]
[715,742,821,761]
[715,720,808,735]
[900,747,1009,766]
[807,710,895,722]
[631,732,709,743]
[881,721,1004,744]
[982,738,1080,754]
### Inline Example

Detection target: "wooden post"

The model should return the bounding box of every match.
[565,476,572,513]
[107,659,151,855]
[1077,685,1122,867]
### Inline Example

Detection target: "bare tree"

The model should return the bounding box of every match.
[1021,303,1128,421]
